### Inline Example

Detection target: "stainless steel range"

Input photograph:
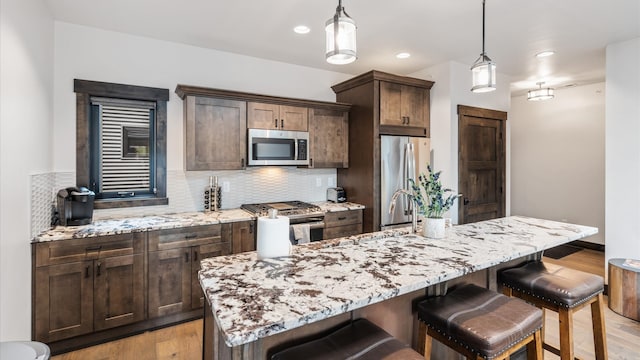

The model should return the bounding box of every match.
[241,201,325,242]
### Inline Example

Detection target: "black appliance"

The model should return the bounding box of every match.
[56,187,95,226]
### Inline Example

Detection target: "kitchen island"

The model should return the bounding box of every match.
[199,216,597,359]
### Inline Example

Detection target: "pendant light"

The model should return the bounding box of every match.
[527,82,555,101]
[471,0,496,93]
[325,0,357,65]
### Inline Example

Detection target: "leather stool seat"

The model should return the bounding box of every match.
[271,318,423,360]
[417,283,543,360]
[499,261,604,308]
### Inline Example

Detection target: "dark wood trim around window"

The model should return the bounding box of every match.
[75,79,169,209]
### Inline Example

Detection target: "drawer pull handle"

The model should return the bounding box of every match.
[338,217,347,221]
[185,252,190,263]
[281,119,284,128]
[275,119,278,128]
[85,265,90,278]
[185,234,198,239]
[96,262,101,276]
[194,251,198,261]
[86,245,102,252]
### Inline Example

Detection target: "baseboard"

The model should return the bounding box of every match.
[568,240,605,252]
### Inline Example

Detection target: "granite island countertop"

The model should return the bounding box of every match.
[198,216,598,347]
[33,201,364,242]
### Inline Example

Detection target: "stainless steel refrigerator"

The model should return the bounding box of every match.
[380,135,430,229]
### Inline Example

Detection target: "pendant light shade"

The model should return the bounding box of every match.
[325,0,357,65]
[471,0,496,93]
[527,82,555,101]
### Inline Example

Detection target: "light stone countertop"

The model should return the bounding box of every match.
[32,201,364,242]
[198,216,598,347]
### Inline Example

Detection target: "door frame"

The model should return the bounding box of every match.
[457,105,507,224]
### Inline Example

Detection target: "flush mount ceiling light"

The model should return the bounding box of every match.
[535,50,555,58]
[527,82,555,101]
[396,52,411,59]
[325,0,357,65]
[471,0,496,93]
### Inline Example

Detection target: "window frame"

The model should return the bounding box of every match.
[75,79,169,209]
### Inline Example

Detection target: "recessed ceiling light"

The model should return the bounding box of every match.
[535,51,555,58]
[293,25,310,34]
[396,52,411,59]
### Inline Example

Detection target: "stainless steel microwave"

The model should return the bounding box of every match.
[248,129,309,166]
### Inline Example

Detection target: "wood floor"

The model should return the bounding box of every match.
[53,249,640,359]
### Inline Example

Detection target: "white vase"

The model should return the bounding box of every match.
[423,217,445,238]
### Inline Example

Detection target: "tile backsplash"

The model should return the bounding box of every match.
[30,168,336,237]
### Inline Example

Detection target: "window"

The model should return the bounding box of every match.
[75,79,169,209]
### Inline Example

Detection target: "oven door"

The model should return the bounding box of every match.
[290,216,324,243]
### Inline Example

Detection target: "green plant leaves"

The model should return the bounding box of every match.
[409,165,460,218]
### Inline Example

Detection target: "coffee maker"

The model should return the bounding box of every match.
[56,187,95,226]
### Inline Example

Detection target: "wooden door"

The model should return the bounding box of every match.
[148,248,192,317]
[279,105,308,131]
[190,242,232,309]
[458,105,507,224]
[94,254,145,331]
[379,81,404,126]
[309,108,349,168]
[34,261,93,342]
[185,96,246,170]
[247,102,279,129]
[231,221,256,254]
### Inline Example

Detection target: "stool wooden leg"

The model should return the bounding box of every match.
[526,329,543,360]
[502,286,513,297]
[591,293,608,360]
[559,307,574,360]
[541,308,546,346]
[417,321,432,360]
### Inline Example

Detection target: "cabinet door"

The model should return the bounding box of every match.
[247,102,279,129]
[380,81,404,127]
[94,254,145,331]
[309,108,349,168]
[148,248,192,318]
[401,85,427,129]
[280,106,308,131]
[190,242,232,309]
[34,261,93,342]
[232,221,256,254]
[185,96,247,170]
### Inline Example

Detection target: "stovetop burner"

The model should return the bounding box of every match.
[241,201,322,217]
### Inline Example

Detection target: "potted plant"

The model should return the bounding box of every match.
[409,165,461,238]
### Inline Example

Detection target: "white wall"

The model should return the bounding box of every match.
[605,38,640,262]
[510,83,605,245]
[0,0,54,340]
[53,22,351,172]
[410,61,512,223]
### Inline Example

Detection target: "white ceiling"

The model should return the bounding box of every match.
[44,0,640,96]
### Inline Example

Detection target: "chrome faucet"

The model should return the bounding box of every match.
[389,189,418,234]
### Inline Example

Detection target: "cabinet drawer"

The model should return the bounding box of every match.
[324,223,363,240]
[34,233,145,267]
[324,210,363,227]
[148,224,224,251]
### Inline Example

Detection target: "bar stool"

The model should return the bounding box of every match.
[417,283,543,360]
[499,261,607,360]
[271,318,423,360]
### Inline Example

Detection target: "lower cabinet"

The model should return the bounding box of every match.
[324,209,364,240]
[148,224,231,318]
[33,233,145,343]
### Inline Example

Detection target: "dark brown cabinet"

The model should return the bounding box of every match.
[33,233,145,343]
[232,220,256,254]
[332,71,434,232]
[309,108,349,168]
[183,96,247,170]
[248,102,308,131]
[380,81,429,135]
[148,224,231,318]
[324,209,363,240]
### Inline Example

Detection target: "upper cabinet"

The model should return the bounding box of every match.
[379,81,429,134]
[309,108,349,168]
[248,102,308,131]
[176,85,351,170]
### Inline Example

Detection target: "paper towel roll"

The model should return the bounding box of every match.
[257,216,291,259]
